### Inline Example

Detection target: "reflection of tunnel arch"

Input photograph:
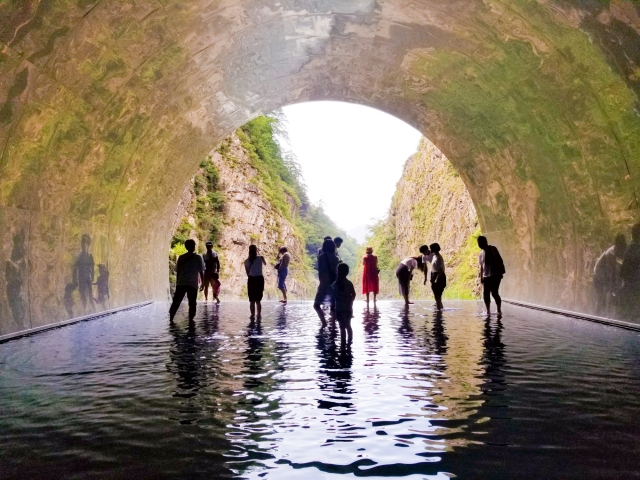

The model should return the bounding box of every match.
[1,0,639,334]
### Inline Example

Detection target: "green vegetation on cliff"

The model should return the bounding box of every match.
[170,113,360,291]
[363,138,480,299]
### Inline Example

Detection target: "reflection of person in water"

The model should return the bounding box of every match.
[619,223,640,320]
[167,321,201,402]
[593,234,626,316]
[5,231,27,328]
[94,264,110,308]
[432,311,448,356]
[73,234,95,313]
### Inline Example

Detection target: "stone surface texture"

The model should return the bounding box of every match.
[175,132,312,298]
[1,0,640,334]
[391,138,480,298]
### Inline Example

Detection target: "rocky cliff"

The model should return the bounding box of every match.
[367,138,480,299]
[171,130,312,300]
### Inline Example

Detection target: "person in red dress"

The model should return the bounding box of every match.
[362,246,379,306]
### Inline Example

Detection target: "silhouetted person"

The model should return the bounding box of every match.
[396,255,420,305]
[332,263,356,348]
[276,246,291,303]
[334,236,344,263]
[5,231,27,327]
[430,243,446,311]
[619,223,640,320]
[244,244,267,319]
[314,238,339,326]
[169,239,204,322]
[202,241,220,302]
[317,235,333,259]
[593,234,626,316]
[94,264,109,308]
[362,246,379,306]
[74,234,95,313]
[478,235,505,316]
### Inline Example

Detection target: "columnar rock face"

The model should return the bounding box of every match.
[391,139,480,298]
[1,0,640,334]
[173,133,310,299]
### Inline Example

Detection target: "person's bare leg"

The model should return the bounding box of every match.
[373,293,377,306]
[250,301,255,318]
[256,301,262,318]
[204,284,209,302]
[314,303,327,327]
[346,324,353,345]
[436,297,444,311]
[366,292,370,305]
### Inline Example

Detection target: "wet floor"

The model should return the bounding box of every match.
[0,301,639,479]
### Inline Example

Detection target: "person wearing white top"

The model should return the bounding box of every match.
[429,243,446,311]
[244,245,267,319]
[396,255,420,305]
[419,244,433,286]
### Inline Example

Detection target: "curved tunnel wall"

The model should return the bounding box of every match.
[1,0,640,335]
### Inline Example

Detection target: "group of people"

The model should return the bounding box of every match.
[169,240,221,322]
[593,222,640,319]
[170,234,506,338]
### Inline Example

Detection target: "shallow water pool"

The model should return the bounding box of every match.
[1,301,639,479]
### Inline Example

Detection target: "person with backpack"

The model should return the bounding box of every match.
[314,238,339,326]
[169,239,205,322]
[477,235,506,316]
[244,245,267,320]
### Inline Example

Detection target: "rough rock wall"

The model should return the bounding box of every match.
[1,0,640,335]
[379,138,480,298]
[174,133,311,299]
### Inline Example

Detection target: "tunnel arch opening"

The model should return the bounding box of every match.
[1,0,640,335]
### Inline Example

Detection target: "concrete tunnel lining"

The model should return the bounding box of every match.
[1,0,640,335]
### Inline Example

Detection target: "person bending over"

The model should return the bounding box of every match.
[332,263,356,348]
[170,239,204,322]
[477,235,505,316]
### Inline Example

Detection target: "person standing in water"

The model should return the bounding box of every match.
[333,263,356,348]
[170,239,205,322]
[334,237,344,263]
[362,246,379,306]
[314,238,339,326]
[202,241,221,302]
[210,272,221,304]
[429,243,446,311]
[419,244,433,285]
[276,246,291,303]
[477,235,505,316]
[396,255,420,305]
[244,245,267,319]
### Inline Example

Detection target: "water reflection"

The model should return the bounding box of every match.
[1,302,640,479]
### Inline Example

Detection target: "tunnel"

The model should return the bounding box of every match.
[1,0,640,336]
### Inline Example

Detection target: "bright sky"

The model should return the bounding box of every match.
[281,101,422,243]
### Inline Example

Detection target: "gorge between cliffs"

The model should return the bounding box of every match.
[170,113,480,301]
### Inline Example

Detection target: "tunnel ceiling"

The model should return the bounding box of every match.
[1,0,640,334]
